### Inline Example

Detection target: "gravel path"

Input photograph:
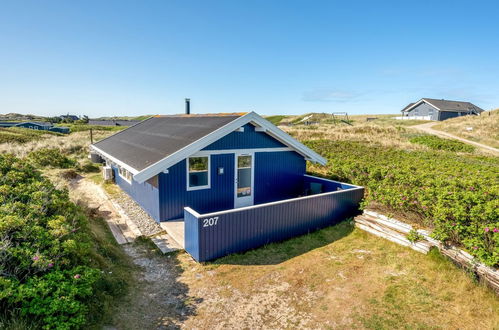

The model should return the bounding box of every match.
[112,190,164,237]
[412,122,499,154]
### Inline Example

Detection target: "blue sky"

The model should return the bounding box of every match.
[1,0,498,117]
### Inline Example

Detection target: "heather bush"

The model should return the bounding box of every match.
[0,154,125,329]
[306,140,498,267]
[27,148,76,168]
[409,134,475,152]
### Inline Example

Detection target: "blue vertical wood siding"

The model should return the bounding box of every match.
[159,154,235,220]
[184,178,364,262]
[406,102,439,120]
[254,151,306,204]
[184,209,200,261]
[112,167,160,221]
[202,124,287,150]
[438,111,461,121]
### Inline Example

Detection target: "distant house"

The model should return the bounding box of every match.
[400,98,484,121]
[88,119,141,126]
[15,121,54,130]
[0,121,70,134]
[90,112,364,261]
[60,114,79,121]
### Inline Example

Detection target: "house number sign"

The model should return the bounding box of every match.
[203,216,219,227]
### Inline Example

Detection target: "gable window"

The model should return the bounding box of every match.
[118,166,133,183]
[187,156,210,190]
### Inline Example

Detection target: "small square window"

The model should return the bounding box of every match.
[118,167,132,183]
[187,156,210,190]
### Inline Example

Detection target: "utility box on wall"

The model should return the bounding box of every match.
[103,166,114,182]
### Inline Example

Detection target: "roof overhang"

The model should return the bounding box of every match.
[91,112,327,184]
[402,99,440,113]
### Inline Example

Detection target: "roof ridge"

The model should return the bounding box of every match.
[153,112,247,118]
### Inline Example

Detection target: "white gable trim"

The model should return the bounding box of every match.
[403,99,441,113]
[132,112,326,183]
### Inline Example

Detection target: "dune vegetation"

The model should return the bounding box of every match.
[432,109,499,148]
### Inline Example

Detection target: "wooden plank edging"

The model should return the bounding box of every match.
[355,210,499,294]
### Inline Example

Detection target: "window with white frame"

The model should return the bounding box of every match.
[187,156,210,190]
[118,166,133,183]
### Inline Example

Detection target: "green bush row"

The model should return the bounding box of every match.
[57,124,125,133]
[27,148,77,168]
[409,134,475,152]
[0,154,126,329]
[306,140,498,267]
[0,128,59,144]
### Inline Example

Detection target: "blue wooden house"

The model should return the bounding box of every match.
[0,121,70,133]
[91,112,364,261]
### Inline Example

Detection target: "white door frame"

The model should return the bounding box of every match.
[234,152,255,208]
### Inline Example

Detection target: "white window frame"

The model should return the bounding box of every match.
[186,156,211,191]
[118,166,133,184]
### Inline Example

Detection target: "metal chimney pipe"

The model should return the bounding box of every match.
[185,98,190,115]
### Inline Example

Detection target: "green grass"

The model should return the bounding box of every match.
[179,221,499,329]
[264,115,288,125]
[57,123,126,132]
[213,220,355,265]
[409,134,475,152]
[306,139,498,266]
[0,127,61,144]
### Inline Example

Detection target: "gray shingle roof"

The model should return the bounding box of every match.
[402,98,485,113]
[422,98,485,113]
[93,114,244,171]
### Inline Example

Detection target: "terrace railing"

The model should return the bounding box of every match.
[184,176,364,262]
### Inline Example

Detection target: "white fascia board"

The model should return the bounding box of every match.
[402,99,424,112]
[403,99,440,113]
[89,144,139,175]
[133,112,327,183]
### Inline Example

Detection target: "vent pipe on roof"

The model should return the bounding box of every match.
[185,98,190,115]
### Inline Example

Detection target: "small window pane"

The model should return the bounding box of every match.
[237,155,251,168]
[237,155,252,197]
[189,157,208,172]
[189,172,208,187]
[188,157,209,188]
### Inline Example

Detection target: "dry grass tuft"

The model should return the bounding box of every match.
[0,130,114,158]
[282,123,426,150]
[432,109,499,148]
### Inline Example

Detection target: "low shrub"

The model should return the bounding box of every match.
[27,148,76,168]
[78,161,100,173]
[59,124,124,133]
[409,134,475,152]
[0,154,127,329]
[306,140,498,267]
[265,115,287,125]
[0,127,59,144]
[406,230,424,243]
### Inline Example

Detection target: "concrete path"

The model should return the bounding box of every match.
[160,220,185,249]
[69,177,181,253]
[412,122,499,154]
